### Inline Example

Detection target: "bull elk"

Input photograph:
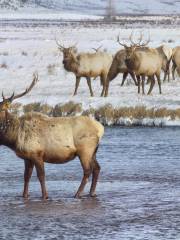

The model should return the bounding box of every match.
[0,74,104,199]
[101,41,138,97]
[56,40,113,97]
[104,33,164,96]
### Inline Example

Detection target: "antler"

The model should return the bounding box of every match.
[11,73,38,101]
[129,31,137,46]
[2,92,6,101]
[117,35,128,48]
[92,45,102,52]
[0,73,38,112]
[55,37,65,51]
[129,31,150,47]
[1,73,38,102]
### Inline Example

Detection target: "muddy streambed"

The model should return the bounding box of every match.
[0,127,180,239]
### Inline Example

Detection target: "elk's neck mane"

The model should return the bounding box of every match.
[64,55,80,74]
[0,112,19,149]
[126,53,139,72]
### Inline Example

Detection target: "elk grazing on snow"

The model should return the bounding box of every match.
[56,40,113,97]
[0,74,104,199]
[104,33,164,96]
[172,46,180,80]
[100,46,138,97]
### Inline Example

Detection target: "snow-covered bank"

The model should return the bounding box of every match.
[0,11,102,21]
[0,21,180,126]
[10,102,180,127]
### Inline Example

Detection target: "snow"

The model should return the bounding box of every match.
[1,0,180,15]
[0,17,180,126]
[0,11,102,20]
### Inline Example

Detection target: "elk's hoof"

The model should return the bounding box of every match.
[42,195,49,200]
[23,194,29,199]
[74,193,82,199]
[90,192,97,197]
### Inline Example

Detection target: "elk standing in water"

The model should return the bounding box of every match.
[56,40,113,97]
[0,74,104,199]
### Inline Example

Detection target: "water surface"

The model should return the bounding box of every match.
[0,127,180,240]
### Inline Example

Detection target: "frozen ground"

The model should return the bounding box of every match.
[0,18,180,125]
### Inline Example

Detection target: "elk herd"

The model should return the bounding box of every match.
[57,33,178,97]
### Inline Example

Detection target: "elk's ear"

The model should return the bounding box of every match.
[71,47,77,54]
[58,47,64,52]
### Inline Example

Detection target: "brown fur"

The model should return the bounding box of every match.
[61,47,113,96]
[172,46,180,80]
[0,111,104,199]
[118,46,164,95]
[156,45,172,82]
[102,49,137,96]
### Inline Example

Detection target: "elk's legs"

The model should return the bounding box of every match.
[73,77,81,96]
[34,160,48,200]
[156,73,162,94]
[137,75,141,94]
[141,75,145,94]
[86,77,94,97]
[90,159,101,197]
[100,74,106,97]
[104,82,109,97]
[147,75,155,95]
[23,160,34,198]
[121,72,128,86]
[74,168,91,198]
[129,72,138,86]
[172,62,176,80]
[75,150,94,198]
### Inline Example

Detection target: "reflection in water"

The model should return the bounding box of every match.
[0,127,180,239]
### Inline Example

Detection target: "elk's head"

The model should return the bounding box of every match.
[117,32,150,62]
[0,73,38,113]
[55,39,78,66]
[0,74,38,145]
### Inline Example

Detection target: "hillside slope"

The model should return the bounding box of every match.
[0,0,180,15]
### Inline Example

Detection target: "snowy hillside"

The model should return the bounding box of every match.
[0,0,180,15]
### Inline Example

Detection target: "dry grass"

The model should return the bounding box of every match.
[10,103,23,115]
[53,102,82,117]
[23,103,53,115]
[8,101,180,126]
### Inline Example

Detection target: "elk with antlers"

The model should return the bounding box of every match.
[101,43,138,97]
[56,40,113,96]
[0,74,104,199]
[104,33,163,96]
